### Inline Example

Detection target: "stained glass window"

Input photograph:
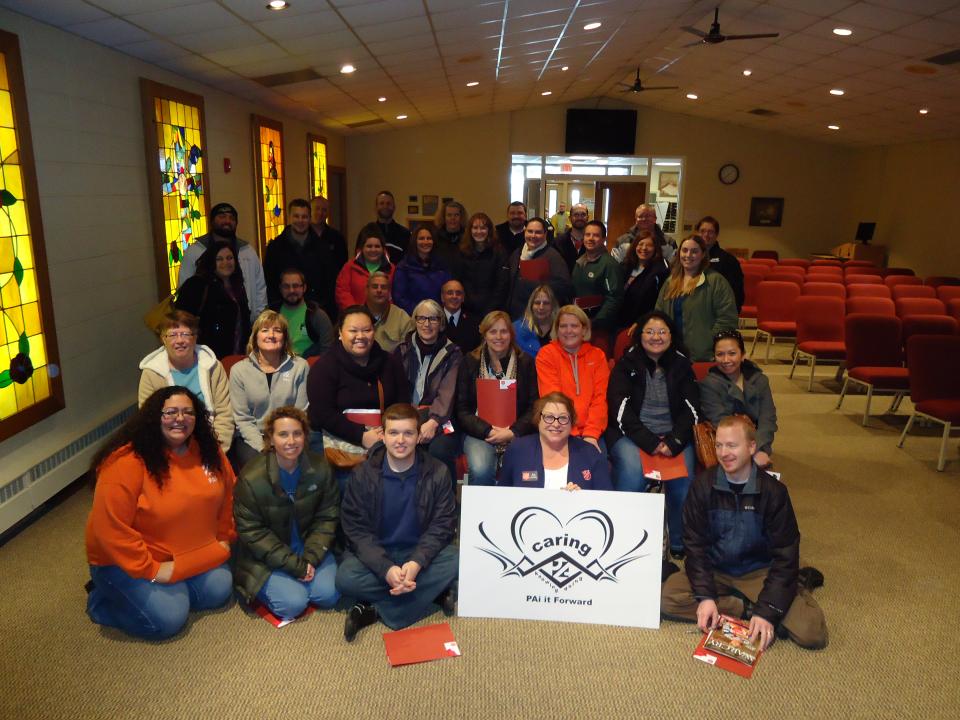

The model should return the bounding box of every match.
[0,31,64,440]
[139,80,209,297]
[253,116,285,255]
[308,134,327,199]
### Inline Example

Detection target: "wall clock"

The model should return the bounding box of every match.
[719,163,739,185]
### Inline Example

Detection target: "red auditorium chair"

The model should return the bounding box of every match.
[892,285,937,301]
[740,270,765,325]
[746,258,778,270]
[692,362,716,381]
[902,315,958,348]
[936,286,960,304]
[751,281,801,362]
[847,284,891,299]
[846,297,895,316]
[810,259,842,267]
[802,282,846,299]
[845,274,883,285]
[789,296,846,391]
[947,298,960,326]
[924,276,960,288]
[779,258,810,269]
[844,260,877,269]
[837,314,908,426]
[765,272,803,288]
[884,275,922,290]
[773,265,805,277]
[898,335,960,471]
[844,266,882,277]
[613,326,633,361]
[221,354,245,376]
[741,263,771,279]
[895,297,946,319]
[752,250,779,261]
[807,266,843,277]
[883,268,915,276]
[805,272,843,285]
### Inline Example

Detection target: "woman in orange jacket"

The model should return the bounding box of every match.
[84,386,236,640]
[335,226,395,312]
[535,305,610,451]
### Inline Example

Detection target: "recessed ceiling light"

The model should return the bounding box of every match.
[742,69,752,76]
[378,96,386,102]
[832,27,853,36]
[466,81,479,87]
[340,64,355,74]
[266,0,289,9]
[583,22,602,30]
[829,88,845,96]
[827,124,840,130]
[541,90,552,96]
[686,93,698,100]
[396,114,407,120]
[561,66,569,71]
[919,107,929,115]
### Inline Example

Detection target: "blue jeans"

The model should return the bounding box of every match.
[86,563,232,640]
[256,553,340,621]
[610,436,696,553]
[335,545,459,630]
[462,434,498,486]
[427,432,461,489]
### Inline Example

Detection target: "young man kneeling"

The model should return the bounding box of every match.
[335,403,459,641]
[661,415,828,650]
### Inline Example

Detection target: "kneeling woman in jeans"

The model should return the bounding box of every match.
[85,386,235,640]
[233,406,340,621]
[606,310,700,558]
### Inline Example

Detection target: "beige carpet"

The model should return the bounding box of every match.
[2,345,959,720]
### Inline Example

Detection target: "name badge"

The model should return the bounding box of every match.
[521,471,539,483]
[710,257,720,263]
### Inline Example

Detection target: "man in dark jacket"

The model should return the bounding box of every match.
[356,190,409,265]
[495,201,527,257]
[441,280,482,354]
[553,203,589,273]
[506,217,573,318]
[310,194,347,267]
[697,215,744,313]
[335,403,458,641]
[661,416,828,650]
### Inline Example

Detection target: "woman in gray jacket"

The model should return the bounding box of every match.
[699,330,778,467]
[230,310,310,471]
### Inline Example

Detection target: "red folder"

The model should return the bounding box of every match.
[343,408,381,426]
[519,257,550,282]
[383,622,461,667]
[252,601,315,628]
[639,449,688,481]
[574,294,603,311]
[692,615,763,679]
[476,378,517,427]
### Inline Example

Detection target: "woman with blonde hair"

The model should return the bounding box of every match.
[229,310,310,471]
[513,284,559,358]
[455,310,538,485]
[654,234,737,361]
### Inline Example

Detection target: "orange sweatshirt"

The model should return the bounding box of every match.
[536,340,610,441]
[85,441,236,583]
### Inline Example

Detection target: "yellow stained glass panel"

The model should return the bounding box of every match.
[258,124,284,249]
[0,91,12,129]
[311,139,327,199]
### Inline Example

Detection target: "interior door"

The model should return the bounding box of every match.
[596,181,647,250]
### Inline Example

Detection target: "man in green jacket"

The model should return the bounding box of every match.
[572,220,623,334]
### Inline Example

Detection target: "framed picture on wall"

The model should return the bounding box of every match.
[657,171,679,198]
[749,197,784,227]
[422,195,439,216]
[407,205,418,214]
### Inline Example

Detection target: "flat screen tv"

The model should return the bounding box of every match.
[565,109,637,155]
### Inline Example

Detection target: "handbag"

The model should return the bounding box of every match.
[143,292,176,334]
[323,379,384,470]
[693,414,757,469]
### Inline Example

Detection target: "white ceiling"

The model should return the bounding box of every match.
[4,0,960,146]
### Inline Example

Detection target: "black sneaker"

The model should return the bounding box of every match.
[435,587,457,617]
[343,602,378,642]
[671,547,686,561]
[798,566,825,591]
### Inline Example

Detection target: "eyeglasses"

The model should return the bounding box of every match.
[161,408,196,420]
[415,316,441,325]
[642,328,670,337]
[164,331,194,340]
[541,413,571,426]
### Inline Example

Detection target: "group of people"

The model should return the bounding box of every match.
[83,191,826,651]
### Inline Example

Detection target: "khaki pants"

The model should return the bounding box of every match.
[661,567,828,649]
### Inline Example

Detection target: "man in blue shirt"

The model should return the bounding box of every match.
[336,403,458,641]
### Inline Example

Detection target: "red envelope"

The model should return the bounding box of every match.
[638,449,688,481]
[476,378,517,427]
[574,295,603,311]
[519,257,550,282]
[383,622,461,667]
[343,408,381,426]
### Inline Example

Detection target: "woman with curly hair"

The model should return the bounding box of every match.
[84,386,236,640]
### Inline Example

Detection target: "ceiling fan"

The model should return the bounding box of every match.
[618,67,679,93]
[681,7,780,47]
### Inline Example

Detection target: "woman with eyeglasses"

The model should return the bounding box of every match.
[654,234,738,361]
[606,310,700,559]
[85,386,235,640]
[394,299,464,484]
[392,226,452,316]
[229,310,310,472]
[139,309,233,453]
[700,330,778,468]
[499,392,611,490]
[513,284,559,358]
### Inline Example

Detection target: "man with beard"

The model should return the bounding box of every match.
[272,268,334,358]
[357,190,409,265]
[612,203,674,263]
[263,198,339,322]
[178,202,267,321]
[311,194,347,268]
[554,203,589,273]
[495,201,527,257]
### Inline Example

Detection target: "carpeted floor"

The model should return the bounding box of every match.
[2,346,959,720]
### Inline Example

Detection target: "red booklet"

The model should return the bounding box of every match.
[476,378,517,427]
[252,601,315,628]
[639,449,688,481]
[574,294,603,311]
[343,408,381,426]
[519,257,550,282]
[693,615,763,679]
[383,622,461,667]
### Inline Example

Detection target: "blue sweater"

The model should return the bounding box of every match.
[498,434,612,490]
[392,254,451,315]
[379,457,421,548]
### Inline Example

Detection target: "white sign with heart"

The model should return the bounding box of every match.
[458,486,664,628]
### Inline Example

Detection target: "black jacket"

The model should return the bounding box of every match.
[683,464,800,624]
[176,275,250,359]
[553,230,586,274]
[264,225,343,321]
[444,311,482,355]
[708,243,745,313]
[357,220,409,266]
[605,343,700,455]
[495,221,525,257]
[449,244,509,317]
[341,445,457,577]
[455,351,539,440]
[619,258,670,328]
